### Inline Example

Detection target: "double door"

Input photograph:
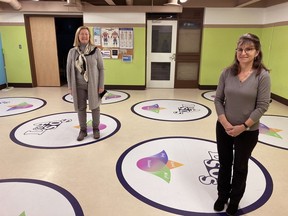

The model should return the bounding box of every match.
[146,9,203,88]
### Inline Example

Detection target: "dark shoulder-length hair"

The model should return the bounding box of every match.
[228,33,270,76]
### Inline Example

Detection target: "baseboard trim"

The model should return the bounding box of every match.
[0,84,6,90]
[4,83,33,88]
[198,85,217,90]
[105,85,146,90]
[271,93,288,106]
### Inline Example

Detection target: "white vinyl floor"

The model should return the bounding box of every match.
[0,86,287,216]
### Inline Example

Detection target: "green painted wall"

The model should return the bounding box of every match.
[262,26,288,99]
[1,24,287,100]
[1,25,145,87]
[0,26,32,83]
[199,28,262,85]
[199,26,288,100]
[102,27,146,86]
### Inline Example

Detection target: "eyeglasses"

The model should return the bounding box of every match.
[236,47,255,54]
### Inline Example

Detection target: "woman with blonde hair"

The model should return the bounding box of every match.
[67,26,105,141]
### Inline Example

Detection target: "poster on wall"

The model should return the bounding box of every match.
[120,28,134,49]
[122,55,133,63]
[101,27,120,48]
[101,50,111,59]
[93,27,101,46]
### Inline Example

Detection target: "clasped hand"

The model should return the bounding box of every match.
[225,124,245,137]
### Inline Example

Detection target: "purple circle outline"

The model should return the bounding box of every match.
[258,114,288,150]
[0,97,47,117]
[0,178,84,216]
[62,90,130,105]
[116,136,273,215]
[201,91,215,102]
[131,99,212,122]
[10,112,121,149]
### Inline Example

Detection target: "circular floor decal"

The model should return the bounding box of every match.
[0,97,46,117]
[202,91,216,101]
[0,178,83,216]
[62,90,130,105]
[10,112,120,149]
[201,91,273,104]
[116,137,273,215]
[131,99,211,122]
[258,115,288,150]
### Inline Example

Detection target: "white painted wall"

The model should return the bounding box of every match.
[0,13,24,23]
[264,2,288,24]
[204,8,264,25]
[204,2,288,25]
[1,2,288,26]
[83,12,145,24]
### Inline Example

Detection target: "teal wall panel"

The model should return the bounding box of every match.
[0,33,6,85]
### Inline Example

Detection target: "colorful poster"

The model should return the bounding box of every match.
[120,28,134,49]
[101,50,111,59]
[93,27,101,46]
[101,27,120,48]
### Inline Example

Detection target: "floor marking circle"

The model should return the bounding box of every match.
[0,178,84,216]
[116,137,273,215]
[131,99,211,122]
[201,91,273,104]
[62,90,130,105]
[10,112,121,149]
[258,115,288,150]
[0,97,46,117]
[201,91,216,101]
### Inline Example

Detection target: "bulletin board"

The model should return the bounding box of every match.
[93,27,134,62]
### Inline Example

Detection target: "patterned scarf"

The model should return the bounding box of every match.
[75,44,97,82]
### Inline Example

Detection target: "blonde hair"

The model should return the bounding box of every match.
[73,26,94,47]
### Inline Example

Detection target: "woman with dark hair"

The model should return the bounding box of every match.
[66,26,105,141]
[214,33,271,215]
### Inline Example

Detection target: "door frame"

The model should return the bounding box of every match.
[146,19,178,88]
[25,15,82,87]
[174,8,204,88]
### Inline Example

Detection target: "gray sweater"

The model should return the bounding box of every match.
[66,47,104,111]
[214,68,271,131]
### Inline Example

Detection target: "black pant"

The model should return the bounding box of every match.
[216,121,259,204]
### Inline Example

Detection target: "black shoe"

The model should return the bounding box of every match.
[77,130,87,141]
[214,198,227,211]
[226,203,238,216]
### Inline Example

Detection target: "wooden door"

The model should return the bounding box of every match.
[29,17,60,86]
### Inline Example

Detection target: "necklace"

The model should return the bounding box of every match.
[238,70,253,82]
